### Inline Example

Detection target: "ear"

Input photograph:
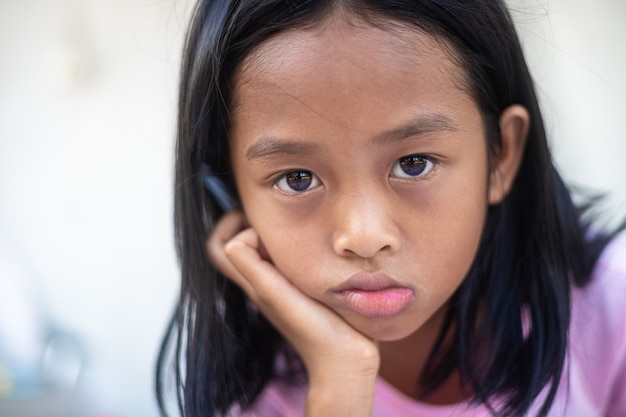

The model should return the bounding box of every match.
[488,104,530,205]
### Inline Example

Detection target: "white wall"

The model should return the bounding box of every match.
[0,1,624,416]
[0,0,191,416]
[509,0,626,221]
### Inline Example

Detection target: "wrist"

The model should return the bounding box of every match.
[306,372,377,417]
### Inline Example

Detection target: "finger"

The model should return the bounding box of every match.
[224,230,342,336]
[224,231,377,370]
[223,228,381,377]
[206,211,253,292]
[223,229,295,307]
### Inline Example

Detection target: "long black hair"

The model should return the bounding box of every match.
[156,1,619,416]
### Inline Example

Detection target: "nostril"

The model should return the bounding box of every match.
[332,230,398,259]
[331,196,400,258]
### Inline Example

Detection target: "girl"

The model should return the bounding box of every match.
[156,1,626,416]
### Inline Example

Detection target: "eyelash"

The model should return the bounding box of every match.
[272,154,438,195]
[390,155,438,180]
[273,170,321,196]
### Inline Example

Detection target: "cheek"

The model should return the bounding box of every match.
[406,163,488,285]
[245,204,327,287]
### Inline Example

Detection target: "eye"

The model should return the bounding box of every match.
[274,170,321,195]
[391,155,435,179]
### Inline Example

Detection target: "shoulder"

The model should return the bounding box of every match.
[591,230,626,280]
[573,232,626,330]
[567,232,626,415]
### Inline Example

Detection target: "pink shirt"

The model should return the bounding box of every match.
[240,236,626,416]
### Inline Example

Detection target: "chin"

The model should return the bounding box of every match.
[355,320,422,342]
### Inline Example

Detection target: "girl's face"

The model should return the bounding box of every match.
[229,16,490,342]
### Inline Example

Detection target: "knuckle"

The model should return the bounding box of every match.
[223,239,243,258]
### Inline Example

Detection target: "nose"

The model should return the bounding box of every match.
[331,190,400,259]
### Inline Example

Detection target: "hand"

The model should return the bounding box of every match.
[207,211,379,416]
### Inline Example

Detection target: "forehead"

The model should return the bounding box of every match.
[239,14,456,72]
[235,14,467,93]
[230,12,475,141]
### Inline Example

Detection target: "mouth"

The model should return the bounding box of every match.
[330,272,415,318]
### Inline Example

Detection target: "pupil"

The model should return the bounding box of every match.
[286,171,312,191]
[400,156,426,176]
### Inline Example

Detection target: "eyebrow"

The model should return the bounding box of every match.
[246,138,322,160]
[373,114,458,145]
[245,114,457,161]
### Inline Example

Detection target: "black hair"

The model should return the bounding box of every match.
[156,1,621,416]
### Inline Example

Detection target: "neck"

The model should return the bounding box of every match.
[378,304,472,405]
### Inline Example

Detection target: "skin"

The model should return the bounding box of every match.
[208,11,529,416]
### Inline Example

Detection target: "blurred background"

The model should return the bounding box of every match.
[0,0,190,415]
[0,0,624,416]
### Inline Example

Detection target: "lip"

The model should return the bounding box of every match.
[330,272,415,318]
